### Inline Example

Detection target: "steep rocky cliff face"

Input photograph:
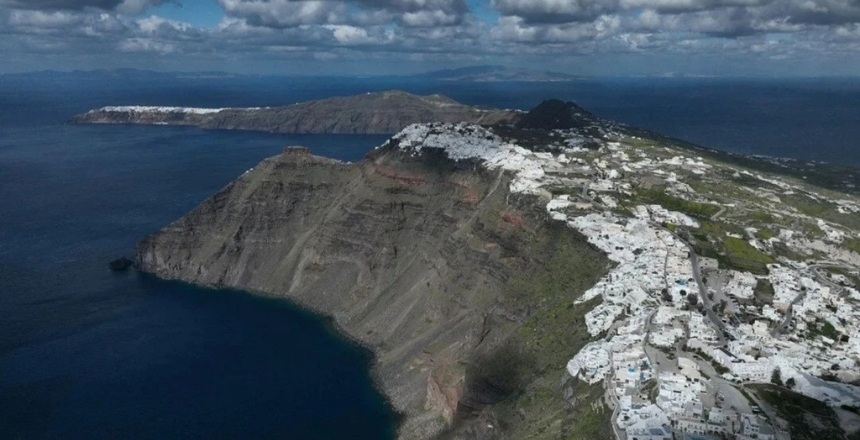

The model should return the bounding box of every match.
[70,91,520,135]
[136,140,613,439]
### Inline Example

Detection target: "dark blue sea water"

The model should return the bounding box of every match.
[0,83,396,439]
[1,74,859,439]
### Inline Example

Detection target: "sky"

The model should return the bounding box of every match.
[2,0,860,76]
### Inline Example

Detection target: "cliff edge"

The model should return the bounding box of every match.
[135,126,613,439]
[135,95,860,440]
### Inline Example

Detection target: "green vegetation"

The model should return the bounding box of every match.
[686,347,728,374]
[771,368,783,387]
[636,188,721,219]
[723,237,775,274]
[772,241,810,262]
[826,267,860,288]
[751,210,775,223]
[784,194,860,232]
[699,220,746,236]
[844,237,860,254]
[640,378,658,403]
[807,320,840,341]
[737,387,758,407]
[786,195,833,218]
[481,212,613,440]
[753,279,775,306]
[687,221,772,273]
[756,228,774,241]
[798,220,826,239]
[748,384,846,440]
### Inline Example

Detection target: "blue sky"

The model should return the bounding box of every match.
[150,1,222,28]
[1,0,860,76]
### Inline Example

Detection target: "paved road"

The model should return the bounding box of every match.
[689,251,727,345]
[771,291,805,337]
[771,264,845,337]
[658,223,728,346]
[741,385,792,440]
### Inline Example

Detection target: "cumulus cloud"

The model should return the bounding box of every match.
[486,0,860,53]
[9,10,85,28]
[214,0,468,28]
[2,0,860,74]
[0,0,174,13]
[491,0,614,24]
[118,36,175,52]
[216,0,344,27]
[136,15,191,33]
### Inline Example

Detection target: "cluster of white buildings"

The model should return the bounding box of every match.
[389,123,860,439]
[95,105,229,114]
[724,270,757,300]
[635,205,700,228]
[568,213,670,336]
[704,262,860,406]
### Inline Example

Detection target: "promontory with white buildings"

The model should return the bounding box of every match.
[391,111,860,439]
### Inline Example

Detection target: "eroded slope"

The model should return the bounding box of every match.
[135,145,612,439]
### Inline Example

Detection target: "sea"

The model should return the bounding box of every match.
[1,73,859,439]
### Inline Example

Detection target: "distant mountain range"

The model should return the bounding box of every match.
[0,68,242,81]
[414,65,581,82]
[3,66,581,83]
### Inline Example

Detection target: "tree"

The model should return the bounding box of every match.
[687,293,698,306]
[771,368,783,387]
[661,288,672,302]
[786,377,796,390]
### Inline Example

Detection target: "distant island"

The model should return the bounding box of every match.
[414,65,581,82]
[69,91,522,135]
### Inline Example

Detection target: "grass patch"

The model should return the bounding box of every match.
[636,188,721,219]
[753,279,775,306]
[723,237,775,274]
[772,241,810,262]
[807,319,840,341]
[844,237,860,254]
[826,267,860,288]
[472,211,613,440]
[756,229,775,241]
[748,384,846,440]
[699,220,746,236]
[751,210,775,223]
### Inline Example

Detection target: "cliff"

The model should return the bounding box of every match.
[69,91,521,135]
[132,96,860,439]
[135,129,614,439]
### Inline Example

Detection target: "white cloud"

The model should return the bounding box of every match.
[136,15,190,33]
[2,0,860,74]
[401,9,459,26]
[9,10,84,28]
[118,36,175,52]
[217,0,344,27]
[324,24,384,44]
[116,0,171,15]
